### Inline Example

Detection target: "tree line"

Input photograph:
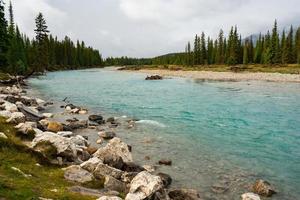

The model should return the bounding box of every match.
[0,1,103,75]
[185,20,300,66]
[105,21,300,67]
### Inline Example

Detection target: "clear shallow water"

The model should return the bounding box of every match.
[29,68,300,200]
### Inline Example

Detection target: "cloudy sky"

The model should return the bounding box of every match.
[4,0,300,58]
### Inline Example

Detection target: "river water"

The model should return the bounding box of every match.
[28,68,300,200]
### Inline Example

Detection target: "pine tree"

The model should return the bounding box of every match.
[193,35,200,65]
[34,12,49,72]
[243,40,249,64]
[286,26,295,63]
[270,20,281,64]
[0,0,8,68]
[281,30,288,64]
[296,27,300,64]
[200,32,206,65]
[215,29,224,64]
[254,33,263,63]
[263,31,272,64]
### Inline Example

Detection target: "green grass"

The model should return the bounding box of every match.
[119,64,300,74]
[0,117,97,200]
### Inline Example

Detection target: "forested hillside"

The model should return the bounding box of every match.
[0,1,103,75]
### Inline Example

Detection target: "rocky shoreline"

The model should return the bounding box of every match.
[0,83,277,200]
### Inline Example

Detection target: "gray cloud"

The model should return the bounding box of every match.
[5,0,300,58]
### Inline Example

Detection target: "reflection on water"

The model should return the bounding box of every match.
[28,68,300,200]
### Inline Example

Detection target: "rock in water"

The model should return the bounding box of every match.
[89,114,105,124]
[94,137,133,163]
[63,165,94,183]
[242,193,261,200]
[157,173,172,188]
[125,171,163,200]
[98,131,116,140]
[252,179,276,197]
[47,121,64,133]
[145,75,163,80]
[158,159,172,166]
[168,189,202,200]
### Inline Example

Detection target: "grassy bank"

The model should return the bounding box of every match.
[118,64,300,74]
[0,117,96,200]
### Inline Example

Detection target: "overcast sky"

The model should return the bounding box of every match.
[4,0,300,58]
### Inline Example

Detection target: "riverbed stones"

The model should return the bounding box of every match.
[6,112,26,124]
[80,157,103,172]
[98,131,116,140]
[15,121,37,135]
[168,188,202,200]
[63,165,94,183]
[93,163,124,180]
[241,193,261,200]
[31,132,77,160]
[67,120,88,130]
[157,173,172,188]
[104,175,127,193]
[47,121,64,133]
[145,75,163,80]
[94,137,133,163]
[57,131,74,138]
[125,171,163,200]
[2,101,18,112]
[0,110,12,118]
[89,114,105,124]
[158,159,172,166]
[252,179,276,197]
[103,154,124,170]
[42,113,54,118]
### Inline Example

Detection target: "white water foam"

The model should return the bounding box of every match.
[136,120,167,128]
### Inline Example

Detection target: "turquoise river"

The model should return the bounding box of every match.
[28,68,300,200]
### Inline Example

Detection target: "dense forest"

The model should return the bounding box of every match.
[105,21,300,67]
[0,1,103,75]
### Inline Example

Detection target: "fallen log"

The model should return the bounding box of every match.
[18,104,45,122]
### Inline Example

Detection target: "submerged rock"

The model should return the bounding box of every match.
[63,165,94,183]
[125,171,163,200]
[252,179,276,197]
[168,189,202,200]
[94,137,133,163]
[89,114,105,124]
[158,159,172,166]
[242,193,261,200]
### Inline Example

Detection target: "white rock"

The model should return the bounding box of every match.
[97,197,122,200]
[93,163,124,180]
[241,193,261,200]
[15,122,37,135]
[0,110,12,118]
[63,165,94,183]
[70,135,89,148]
[39,119,51,127]
[0,132,8,139]
[6,112,26,124]
[42,113,54,118]
[94,137,133,163]
[71,108,80,114]
[79,109,88,114]
[125,171,163,200]
[96,138,103,144]
[31,132,77,159]
[36,98,45,105]
[33,128,43,135]
[80,157,103,172]
[143,165,156,173]
[3,101,18,112]
[57,131,74,137]
[65,106,72,111]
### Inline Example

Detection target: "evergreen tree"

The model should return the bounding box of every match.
[34,12,49,72]
[0,0,8,68]
[296,27,300,64]
[254,33,263,63]
[270,20,281,64]
[243,40,249,64]
[200,32,206,64]
[286,26,295,63]
[215,29,224,64]
[281,30,288,64]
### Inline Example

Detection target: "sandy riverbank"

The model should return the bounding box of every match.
[128,69,300,83]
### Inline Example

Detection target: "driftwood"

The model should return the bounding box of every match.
[18,104,44,122]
